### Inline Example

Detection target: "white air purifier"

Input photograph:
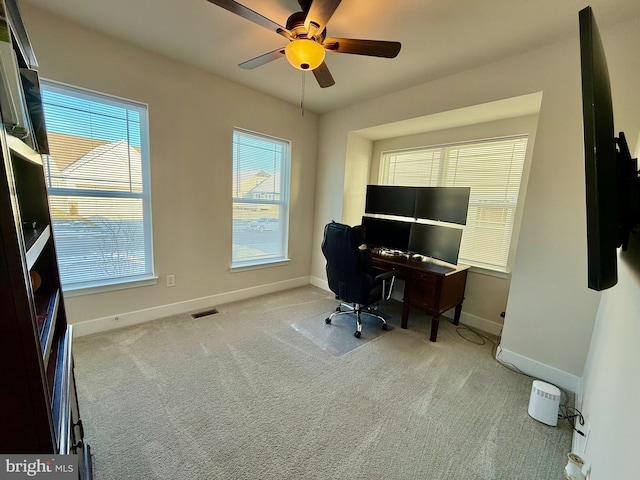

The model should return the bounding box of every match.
[527,380,561,426]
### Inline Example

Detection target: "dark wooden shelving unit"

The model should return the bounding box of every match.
[0,1,92,478]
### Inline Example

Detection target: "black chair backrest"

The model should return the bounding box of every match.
[321,222,374,304]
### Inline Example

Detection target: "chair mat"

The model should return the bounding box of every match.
[291,309,394,356]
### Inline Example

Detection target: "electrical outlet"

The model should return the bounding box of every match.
[166,274,176,287]
[583,421,591,454]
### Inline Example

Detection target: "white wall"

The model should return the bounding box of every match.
[573,235,640,479]
[312,17,640,391]
[22,4,319,332]
[342,133,373,224]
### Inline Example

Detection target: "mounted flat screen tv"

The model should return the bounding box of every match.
[415,187,471,225]
[579,6,640,291]
[408,222,463,265]
[365,185,416,218]
[361,216,411,251]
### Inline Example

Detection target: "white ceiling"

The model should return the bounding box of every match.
[21,0,640,114]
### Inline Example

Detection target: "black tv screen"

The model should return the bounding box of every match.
[365,185,416,218]
[361,216,411,251]
[408,222,463,265]
[415,187,471,225]
[579,6,621,291]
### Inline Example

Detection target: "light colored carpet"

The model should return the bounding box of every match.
[73,285,572,479]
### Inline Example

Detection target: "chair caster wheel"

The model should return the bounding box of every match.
[354,331,361,338]
[382,324,388,330]
[325,317,331,324]
[335,306,341,312]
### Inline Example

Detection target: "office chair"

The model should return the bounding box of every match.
[321,221,398,338]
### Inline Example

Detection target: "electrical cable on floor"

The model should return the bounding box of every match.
[455,322,498,358]
[456,319,585,436]
[495,345,570,404]
[558,404,586,436]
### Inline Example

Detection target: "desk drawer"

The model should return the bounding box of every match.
[409,270,437,286]
[405,272,438,309]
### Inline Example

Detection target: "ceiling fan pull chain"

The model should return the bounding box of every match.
[300,71,306,117]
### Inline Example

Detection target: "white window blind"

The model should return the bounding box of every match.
[40,81,153,290]
[381,136,528,271]
[232,128,290,267]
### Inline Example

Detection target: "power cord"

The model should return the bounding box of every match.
[455,318,585,435]
[455,322,499,358]
[495,345,569,404]
[558,405,586,437]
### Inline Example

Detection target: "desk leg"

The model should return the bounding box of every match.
[430,315,440,342]
[453,303,463,326]
[401,301,410,329]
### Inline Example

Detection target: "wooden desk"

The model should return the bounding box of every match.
[372,250,469,342]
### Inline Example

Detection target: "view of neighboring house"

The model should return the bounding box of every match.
[42,132,147,283]
[232,169,280,223]
[45,131,142,218]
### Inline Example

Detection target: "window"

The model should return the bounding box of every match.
[232,128,290,268]
[40,81,153,291]
[380,136,528,271]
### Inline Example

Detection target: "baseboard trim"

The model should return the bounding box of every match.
[496,346,580,393]
[455,312,503,336]
[310,276,329,292]
[72,276,311,337]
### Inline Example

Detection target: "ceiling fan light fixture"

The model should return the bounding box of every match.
[285,39,325,71]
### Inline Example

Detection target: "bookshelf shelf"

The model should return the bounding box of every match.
[25,223,50,269]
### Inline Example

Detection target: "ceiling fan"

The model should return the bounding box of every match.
[206,0,402,88]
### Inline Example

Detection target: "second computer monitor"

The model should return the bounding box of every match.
[364,185,417,218]
[408,222,463,265]
[414,187,470,225]
[361,216,411,251]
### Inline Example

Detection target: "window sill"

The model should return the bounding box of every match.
[467,265,509,279]
[62,275,158,297]
[230,258,291,273]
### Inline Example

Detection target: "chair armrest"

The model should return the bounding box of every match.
[374,269,400,283]
[375,269,400,301]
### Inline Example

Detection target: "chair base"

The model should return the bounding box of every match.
[325,303,388,338]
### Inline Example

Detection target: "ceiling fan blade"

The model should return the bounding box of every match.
[324,38,401,58]
[238,48,286,70]
[313,62,335,88]
[305,0,342,38]
[207,0,291,40]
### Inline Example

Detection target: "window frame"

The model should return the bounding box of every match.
[231,128,291,270]
[40,80,154,294]
[379,135,529,273]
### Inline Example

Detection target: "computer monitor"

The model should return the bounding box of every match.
[364,185,417,218]
[408,222,463,265]
[361,216,411,251]
[415,187,470,225]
